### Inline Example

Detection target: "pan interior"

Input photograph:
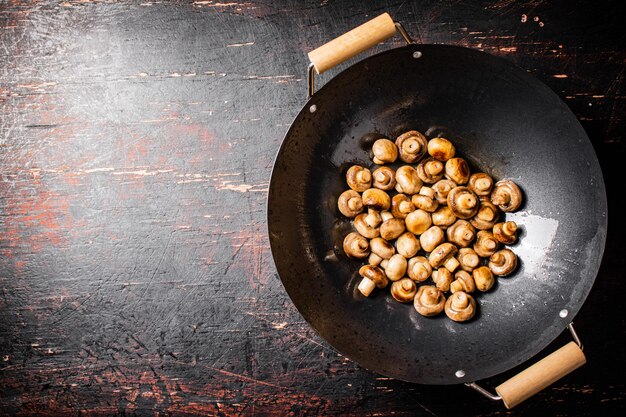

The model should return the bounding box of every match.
[268,44,606,384]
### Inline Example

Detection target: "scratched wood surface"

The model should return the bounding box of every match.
[1,0,624,415]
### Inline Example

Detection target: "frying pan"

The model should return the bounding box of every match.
[267,13,607,408]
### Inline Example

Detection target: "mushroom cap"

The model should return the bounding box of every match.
[414,285,446,316]
[473,266,495,292]
[372,138,398,164]
[427,137,456,161]
[369,237,395,259]
[446,219,476,248]
[457,248,480,272]
[474,230,500,257]
[493,221,518,244]
[405,209,432,235]
[470,200,500,230]
[445,291,476,322]
[384,254,408,281]
[361,188,391,211]
[450,270,476,293]
[391,194,415,219]
[432,179,457,205]
[380,218,406,241]
[372,166,396,191]
[489,248,518,276]
[432,268,453,292]
[346,165,372,192]
[468,173,494,196]
[407,256,432,282]
[447,186,479,219]
[391,278,418,303]
[337,189,364,218]
[431,206,457,228]
[353,213,380,239]
[419,226,445,253]
[429,242,459,268]
[343,232,369,259]
[396,232,421,259]
[395,165,423,195]
[444,157,470,185]
[411,194,439,213]
[358,264,388,288]
[395,130,428,163]
[491,179,523,212]
[417,157,445,184]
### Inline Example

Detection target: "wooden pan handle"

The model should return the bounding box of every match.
[495,342,586,409]
[308,13,397,74]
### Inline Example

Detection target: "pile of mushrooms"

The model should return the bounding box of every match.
[338,131,523,323]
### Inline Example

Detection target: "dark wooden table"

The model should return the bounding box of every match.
[1,1,624,415]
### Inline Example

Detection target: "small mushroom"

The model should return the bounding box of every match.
[405,209,432,235]
[395,130,428,163]
[346,165,372,192]
[364,208,382,228]
[431,206,457,228]
[473,266,495,292]
[491,180,523,212]
[407,256,432,282]
[493,221,518,244]
[446,219,476,248]
[414,285,446,317]
[432,268,453,292]
[343,232,369,259]
[372,138,398,164]
[362,188,391,211]
[395,165,423,195]
[489,248,518,276]
[456,248,480,272]
[470,200,500,230]
[357,265,388,297]
[445,291,476,322]
[427,137,456,161]
[468,173,494,197]
[411,193,439,213]
[396,232,420,258]
[444,157,470,185]
[432,179,457,205]
[353,213,380,239]
[380,217,406,241]
[473,230,499,257]
[391,278,418,303]
[429,242,460,272]
[370,237,395,260]
[450,270,476,293]
[372,166,396,191]
[418,186,435,199]
[384,254,408,281]
[337,190,364,218]
[416,157,445,184]
[391,194,415,219]
[447,186,479,219]
[419,226,445,253]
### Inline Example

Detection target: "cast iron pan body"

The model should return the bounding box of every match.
[267,44,607,384]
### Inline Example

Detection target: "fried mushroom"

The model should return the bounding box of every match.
[405,209,432,235]
[489,248,518,276]
[473,266,495,292]
[456,248,480,272]
[445,157,470,185]
[429,242,460,272]
[391,194,415,219]
[362,188,391,211]
[395,130,428,163]
[470,200,500,230]
[372,166,396,191]
[357,265,388,297]
[414,285,446,317]
[396,232,420,259]
[372,138,398,164]
[445,291,476,322]
[346,165,372,192]
[384,254,408,282]
[432,179,457,205]
[427,137,456,161]
[446,219,476,248]
[395,165,423,195]
[370,237,395,260]
[391,278,418,303]
[337,190,364,218]
[353,213,380,239]
[473,230,499,257]
[343,232,369,259]
[416,157,445,184]
[431,206,457,228]
[491,180,523,212]
[447,186,479,219]
[432,268,453,292]
[419,226,445,253]
[468,173,494,197]
[407,256,432,282]
[450,270,476,293]
[493,221,518,244]
[380,218,406,241]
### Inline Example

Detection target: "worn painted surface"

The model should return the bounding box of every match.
[0,0,624,415]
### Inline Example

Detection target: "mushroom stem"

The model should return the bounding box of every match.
[443,256,460,273]
[358,277,376,297]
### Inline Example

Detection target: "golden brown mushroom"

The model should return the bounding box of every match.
[431,268,453,292]
[491,179,523,212]
[407,256,432,282]
[445,291,476,322]
[429,242,460,272]
[450,270,476,293]
[447,186,479,219]
[395,165,423,195]
[456,248,480,272]
[353,213,380,239]
[414,285,446,317]
[432,179,457,205]
[362,188,391,211]
[391,194,415,219]
[405,209,432,235]
[369,237,395,260]
[411,193,439,213]
[364,208,382,228]
[380,217,406,241]
[346,165,372,192]
[446,219,476,248]
[489,248,518,276]
[445,158,470,185]
[337,190,364,218]
[470,200,500,230]
[473,266,495,292]
[396,232,420,259]
[357,265,388,297]
[372,138,398,164]
[468,173,494,197]
[493,221,518,244]
[395,130,428,163]
[474,230,500,258]
[391,278,418,303]
[419,226,445,253]
[384,254,408,281]
[431,206,457,228]
[343,232,369,259]
[416,157,445,184]
[372,166,396,191]
[427,137,456,162]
